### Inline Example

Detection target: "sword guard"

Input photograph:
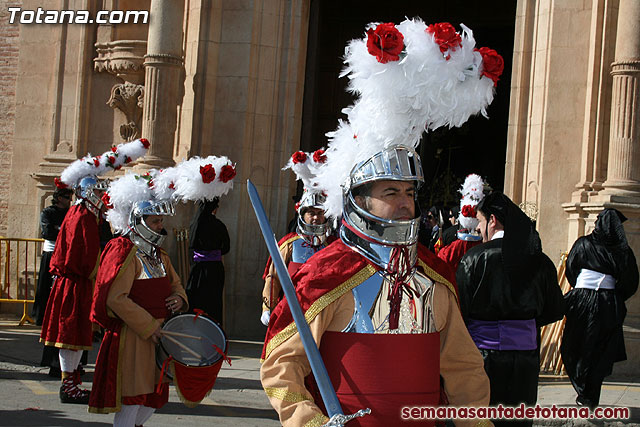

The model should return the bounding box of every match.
[321,408,371,426]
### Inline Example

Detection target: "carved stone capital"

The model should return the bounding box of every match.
[611,60,640,76]
[107,82,145,141]
[95,40,147,84]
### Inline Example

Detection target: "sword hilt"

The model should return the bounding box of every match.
[320,408,372,427]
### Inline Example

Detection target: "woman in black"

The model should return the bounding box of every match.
[186,198,230,325]
[561,208,639,409]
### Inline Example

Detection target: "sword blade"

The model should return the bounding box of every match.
[247,179,343,418]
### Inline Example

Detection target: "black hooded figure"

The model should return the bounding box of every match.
[456,192,565,426]
[185,198,230,324]
[560,208,638,409]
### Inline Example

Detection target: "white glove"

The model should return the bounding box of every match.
[260,310,271,326]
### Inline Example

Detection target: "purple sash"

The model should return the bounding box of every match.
[192,249,222,262]
[466,318,537,351]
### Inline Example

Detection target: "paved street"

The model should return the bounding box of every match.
[0,319,279,426]
[1,318,639,426]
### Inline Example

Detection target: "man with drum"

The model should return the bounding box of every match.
[89,156,236,426]
[261,149,335,326]
[260,19,503,426]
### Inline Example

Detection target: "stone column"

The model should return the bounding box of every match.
[140,0,185,168]
[600,0,640,198]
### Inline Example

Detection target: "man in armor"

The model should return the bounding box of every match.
[89,155,236,427]
[40,138,149,404]
[261,150,335,326]
[438,174,486,271]
[261,18,504,426]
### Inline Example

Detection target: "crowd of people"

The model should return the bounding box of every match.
[31,17,638,427]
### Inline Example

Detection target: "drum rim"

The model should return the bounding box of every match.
[156,312,229,372]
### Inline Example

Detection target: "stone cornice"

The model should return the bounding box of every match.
[94,40,147,82]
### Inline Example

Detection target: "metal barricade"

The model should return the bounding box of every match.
[0,237,44,325]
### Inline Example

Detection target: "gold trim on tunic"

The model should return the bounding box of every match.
[263,264,377,360]
[304,413,330,427]
[417,259,458,303]
[264,387,313,403]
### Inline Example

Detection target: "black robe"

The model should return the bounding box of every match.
[560,209,638,407]
[185,202,230,325]
[457,238,564,425]
[32,204,68,324]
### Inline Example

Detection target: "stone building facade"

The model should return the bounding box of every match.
[1,0,638,374]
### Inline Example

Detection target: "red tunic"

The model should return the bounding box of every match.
[40,203,100,350]
[437,239,481,272]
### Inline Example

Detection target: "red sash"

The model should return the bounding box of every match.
[308,331,440,426]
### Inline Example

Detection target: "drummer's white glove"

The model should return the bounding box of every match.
[260,310,271,326]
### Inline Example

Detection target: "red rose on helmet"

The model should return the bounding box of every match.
[54,177,67,189]
[107,156,115,164]
[476,47,504,87]
[111,146,117,153]
[101,193,113,209]
[219,164,236,183]
[461,205,476,218]
[200,164,216,183]
[169,182,175,190]
[295,201,301,211]
[292,151,307,164]
[426,22,461,55]
[124,156,132,164]
[93,158,100,167]
[140,138,150,149]
[366,22,404,64]
[313,149,327,164]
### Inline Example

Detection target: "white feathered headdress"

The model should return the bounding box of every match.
[55,138,150,189]
[282,149,327,211]
[105,155,237,233]
[458,173,486,231]
[313,19,504,217]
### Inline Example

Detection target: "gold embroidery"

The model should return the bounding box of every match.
[264,387,312,403]
[417,259,458,303]
[304,413,330,427]
[263,264,377,360]
[280,235,301,251]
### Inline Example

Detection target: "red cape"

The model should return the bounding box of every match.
[261,239,457,360]
[262,232,300,280]
[89,236,137,413]
[437,239,481,272]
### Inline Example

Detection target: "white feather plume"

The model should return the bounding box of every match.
[106,171,157,233]
[458,173,486,230]
[172,156,236,202]
[58,138,150,188]
[314,18,499,217]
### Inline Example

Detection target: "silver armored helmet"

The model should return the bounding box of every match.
[341,146,424,270]
[76,176,109,217]
[128,199,175,258]
[296,190,330,247]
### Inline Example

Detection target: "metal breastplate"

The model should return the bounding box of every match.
[342,273,384,333]
[135,250,166,279]
[343,270,436,334]
[290,238,323,264]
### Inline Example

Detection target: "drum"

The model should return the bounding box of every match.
[156,313,228,407]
